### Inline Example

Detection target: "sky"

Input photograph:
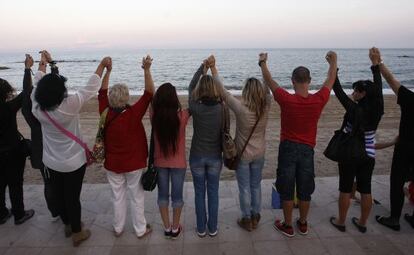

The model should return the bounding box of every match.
[0,0,413,52]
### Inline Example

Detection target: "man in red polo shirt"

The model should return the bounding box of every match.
[259,51,337,237]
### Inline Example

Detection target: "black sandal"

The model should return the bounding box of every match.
[404,214,414,229]
[351,217,367,233]
[329,217,345,232]
[375,215,400,231]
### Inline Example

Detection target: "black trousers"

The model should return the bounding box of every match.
[0,148,26,219]
[48,164,86,233]
[39,166,59,217]
[390,142,414,220]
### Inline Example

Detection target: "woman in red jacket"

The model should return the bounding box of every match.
[98,55,155,239]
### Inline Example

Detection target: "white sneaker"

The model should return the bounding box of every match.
[51,216,60,222]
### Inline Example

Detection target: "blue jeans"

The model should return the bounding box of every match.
[276,140,315,201]
[156,167,186,208]
[190,154,222,233]
[236,157,264,218]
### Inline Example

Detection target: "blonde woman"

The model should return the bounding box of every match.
[188,60,223,237]
[208,56,270,231]
[98,55,155,238]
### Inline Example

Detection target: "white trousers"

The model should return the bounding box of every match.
[106,169,147,236]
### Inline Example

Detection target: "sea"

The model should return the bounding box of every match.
[1,49,414,94]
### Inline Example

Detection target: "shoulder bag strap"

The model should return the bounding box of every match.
[240,115,261,156]
[42,111,89,152]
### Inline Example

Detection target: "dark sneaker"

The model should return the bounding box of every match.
[375,215,400,231]
[0,209,12,225]
[404,214,414,229]
[14,210,35,225]
[237,217,253,232]
[329,217,346,232]
[251,213,261,229]
[296,219,308,235]
[208,229,218,237]
[273,219,295,237]
[164,229,172,239]
[351,217,367,233]
[171,225,182,240]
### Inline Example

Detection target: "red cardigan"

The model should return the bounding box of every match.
[98,89,152,173]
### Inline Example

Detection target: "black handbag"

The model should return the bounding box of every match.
[18,132,32,158]
[324,109,366,162]
[141,129,158,191]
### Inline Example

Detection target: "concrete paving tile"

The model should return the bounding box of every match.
[352,234,403,255]
[218,224,252,243]
[253,240,292,255]
[219,241,254,255]
[110,246,147,255]
[13,225,54,247]
[287,238,329,255]
[146,243,183,255]
[39,246,112,255]
[182,243,219,255]
[3,248,42,255]
[0,226,28,247]
[320,236,366,255]
[385,234,414,255]
[80,225,117,247]
[251,222,286,241]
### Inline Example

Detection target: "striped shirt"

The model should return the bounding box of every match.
[343,122,376,158]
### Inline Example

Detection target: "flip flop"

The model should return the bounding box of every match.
[329,217,345,232]
[351,217,367,233]
[375,215,400,231]
[137,224,152,239]
[404,214,414,229]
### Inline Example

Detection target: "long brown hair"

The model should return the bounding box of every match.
[152,83,181,157]
[242,77,269,118]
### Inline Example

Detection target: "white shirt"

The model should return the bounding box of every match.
[31,71,101,172]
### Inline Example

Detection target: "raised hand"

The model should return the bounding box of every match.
[39,50,53,63]
[141,55,153,70]
[106,57,112,72]
[25,54,34,69]
[100,57,112,68]
[207,55,216,68]
[325,51,337,66]
[202,59,209,75]
[369,47,382,66]
[258,53,268,67]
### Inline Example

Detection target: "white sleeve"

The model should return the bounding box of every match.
[58,74,101,115]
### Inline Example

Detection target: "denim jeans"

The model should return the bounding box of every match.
[190,154,222,233]
[236,157,264,218]
[156,167,186,208]
[276,140,315,201]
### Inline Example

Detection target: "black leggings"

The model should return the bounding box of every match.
[48,165,86,233]
[338,157,375,194]
[39,166,59,217]
[0,148,26,219]
[390,142,414,220]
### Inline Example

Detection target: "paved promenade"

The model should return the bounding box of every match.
[1,175,413,255]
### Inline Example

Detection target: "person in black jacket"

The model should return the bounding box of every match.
[21,51,59,220]
[0,55,35,225]
[329,48,384,233]
[375,49,414,231]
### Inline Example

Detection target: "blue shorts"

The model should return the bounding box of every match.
[276,140,315,201]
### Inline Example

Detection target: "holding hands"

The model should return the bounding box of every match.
[325,51,337,66]
[25,54,34,69]
[142,55,153,70]
[369,47,382,66]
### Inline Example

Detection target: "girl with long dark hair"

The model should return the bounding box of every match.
[152,83,190,239]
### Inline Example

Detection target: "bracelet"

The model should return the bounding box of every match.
[258,60,266,67]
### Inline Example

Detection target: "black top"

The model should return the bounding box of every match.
[21,69,44,169]
[397,85,414,143]
[0,71,28,153]
[333,65,384,132]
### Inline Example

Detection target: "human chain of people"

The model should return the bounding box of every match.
[0,48,413,247]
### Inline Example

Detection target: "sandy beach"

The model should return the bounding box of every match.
[17,94,400,184]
